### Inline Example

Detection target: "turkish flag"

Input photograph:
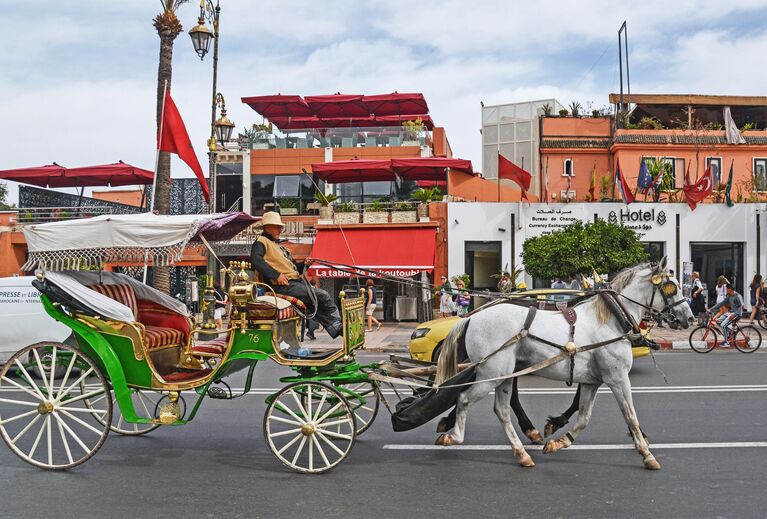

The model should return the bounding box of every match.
[683,164,713,210]
[498,153,531,199]
[158,89,210,203]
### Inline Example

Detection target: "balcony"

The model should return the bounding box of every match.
[241,126,432,150]
[14,205,142,225]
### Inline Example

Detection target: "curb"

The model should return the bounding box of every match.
[656,340,688,350]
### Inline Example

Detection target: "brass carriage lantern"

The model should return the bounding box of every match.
[214,93,235,146]
[188,9,213,59]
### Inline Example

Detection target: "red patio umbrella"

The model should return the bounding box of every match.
[362,92,429,117]
[311,159,396,183]
[391,157,474,181]
[241,94,313,118]
[61,161,154,187]
[269,116,323,130]
[305,94,370,118]
[0,163,67,187]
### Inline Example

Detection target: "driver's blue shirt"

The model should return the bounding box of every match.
[711,292,744,315]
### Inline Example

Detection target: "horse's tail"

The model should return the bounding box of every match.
[435,318,471,387]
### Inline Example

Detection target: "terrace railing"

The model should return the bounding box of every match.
[15,205,142,224]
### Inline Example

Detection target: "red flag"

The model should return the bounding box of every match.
[158,89,210,203]
[683,164,713,210]
[588,163,596,200]
[498,153,531,192]
[542,158,549,203]
[614,159,635,204]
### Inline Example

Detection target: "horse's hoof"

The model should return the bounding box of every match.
[435,433,458,446]
[525,429,544,445]
[643,456,661,470]
[542,439,558,454]
[517,451,535,467]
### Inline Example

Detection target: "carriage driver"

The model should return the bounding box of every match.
[250,211,343,338]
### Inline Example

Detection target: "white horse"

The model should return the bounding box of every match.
[434,259,694,470]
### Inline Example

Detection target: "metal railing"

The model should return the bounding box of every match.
[15,205,142,224]
[241,126,431,150]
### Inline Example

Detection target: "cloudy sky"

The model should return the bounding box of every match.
[3,0,767,204]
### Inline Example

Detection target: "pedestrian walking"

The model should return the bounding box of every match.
[748,274,763,324]
[690,271,705,321]
[453,278,471,317]
[551,277,567,289]
[715,275,729,305]
[568,274,582,290]
[365,278,381,332]
[213,281,228,330]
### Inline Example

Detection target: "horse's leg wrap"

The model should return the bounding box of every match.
[544,385,581,437]
[436,408,457,433]
[510,378,543,444]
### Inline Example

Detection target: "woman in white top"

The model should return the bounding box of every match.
[715,275,729,305]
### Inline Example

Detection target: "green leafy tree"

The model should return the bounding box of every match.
[521,220,648,280]
[0,181,9,210]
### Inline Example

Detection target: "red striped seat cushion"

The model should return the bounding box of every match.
[144,325,185,350]
[275,294,307,312]
[88,284,139,318]
[191,338,227,355]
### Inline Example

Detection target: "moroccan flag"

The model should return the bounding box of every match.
[158,89,210,203]
[683,164,713,210]
[725,160,734,207]
[588,163,596,200]
[498,153,531,200]
[614,159,635,204]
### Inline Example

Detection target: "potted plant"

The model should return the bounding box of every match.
[569,101,581,117]
[278,198,299,215]
[402,118,426,146]
[245,123,272,149]
[599,175,612,201]
[333,201,359,224]
[363,199,389,223]
[540,103,553,116]
[558,108,569,117]
[412,188,435,219]
[390,201,417,223]
[315,191,338,221]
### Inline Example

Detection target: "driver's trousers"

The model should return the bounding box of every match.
[274,279,342,338]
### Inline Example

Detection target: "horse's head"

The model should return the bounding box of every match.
[644,257,695,329]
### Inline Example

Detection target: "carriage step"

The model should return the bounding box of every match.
[207,382,232,400]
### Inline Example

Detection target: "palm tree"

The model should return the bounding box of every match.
[152,0,188,293]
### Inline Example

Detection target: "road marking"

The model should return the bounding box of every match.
[383,442,767,451]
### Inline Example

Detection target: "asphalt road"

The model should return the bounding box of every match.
[1,351,766,519]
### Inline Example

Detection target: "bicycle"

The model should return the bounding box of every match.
[688,312,762,353]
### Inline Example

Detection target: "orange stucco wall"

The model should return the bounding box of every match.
[91,189,144,207]
[0,212,27,276]
[542,152,612,201]
[448,171,536,202]
[542,116,611,136]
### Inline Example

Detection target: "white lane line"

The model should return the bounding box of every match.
[383,442,767,451]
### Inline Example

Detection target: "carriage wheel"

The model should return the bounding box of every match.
[264,382,356,474]
[83,386,161,436]
[334,382,380,435]
[0,342,111,470]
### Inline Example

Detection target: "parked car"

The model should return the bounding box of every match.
[0,276,73,362]
[409,288,650,361]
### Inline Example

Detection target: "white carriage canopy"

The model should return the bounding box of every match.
[22,212,259,271]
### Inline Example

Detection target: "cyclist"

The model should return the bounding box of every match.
[707,283,744,347]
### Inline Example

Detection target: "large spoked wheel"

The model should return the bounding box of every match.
[0,342,111,470]
[264,382,356,474]
[334,382,380,435]
[83,386,161,436]
[689,326,718,353]
[732,325,762,353]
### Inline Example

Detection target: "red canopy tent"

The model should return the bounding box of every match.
[0,161,153,188]
[240,94,313,118]
[362,92,429,117]
[391,157,473,180]
[311,159,396,183]
[304,94,371,118]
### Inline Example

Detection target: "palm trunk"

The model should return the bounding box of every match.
[152,26,180,294]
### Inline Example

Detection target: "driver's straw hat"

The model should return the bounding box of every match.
[259,211,285,229]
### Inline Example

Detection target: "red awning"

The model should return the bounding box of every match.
[391,157,474,181]
[240,94,313,118]
[305,94,370,118]
[375,114,434,130]
[308,227,436,278]
[0,161,153,188]
[311,159,396,183]
[362,93,429,116]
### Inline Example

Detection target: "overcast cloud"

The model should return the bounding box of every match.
[2,0,767,203]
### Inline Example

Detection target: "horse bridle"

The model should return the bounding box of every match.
[619,272,687,326]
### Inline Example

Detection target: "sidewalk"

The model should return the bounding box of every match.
[305,322,416,352]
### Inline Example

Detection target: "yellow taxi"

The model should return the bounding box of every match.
[408,289,650,362]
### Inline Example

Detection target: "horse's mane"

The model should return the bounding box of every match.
[594,263,650,324]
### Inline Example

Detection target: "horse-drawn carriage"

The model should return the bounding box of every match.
[0,212,379,473]
[0,211,696,473]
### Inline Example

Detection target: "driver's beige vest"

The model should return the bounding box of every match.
[257,236,300,281]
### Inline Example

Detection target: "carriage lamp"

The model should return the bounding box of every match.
[214,93,235,146]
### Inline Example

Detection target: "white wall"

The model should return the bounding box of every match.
[447,203,517,280]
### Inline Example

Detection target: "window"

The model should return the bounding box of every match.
[563,158,573,177]
[661,157,676,189]
[754,158,767,192]
[273,175,300,197]
[706,157,722,187]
